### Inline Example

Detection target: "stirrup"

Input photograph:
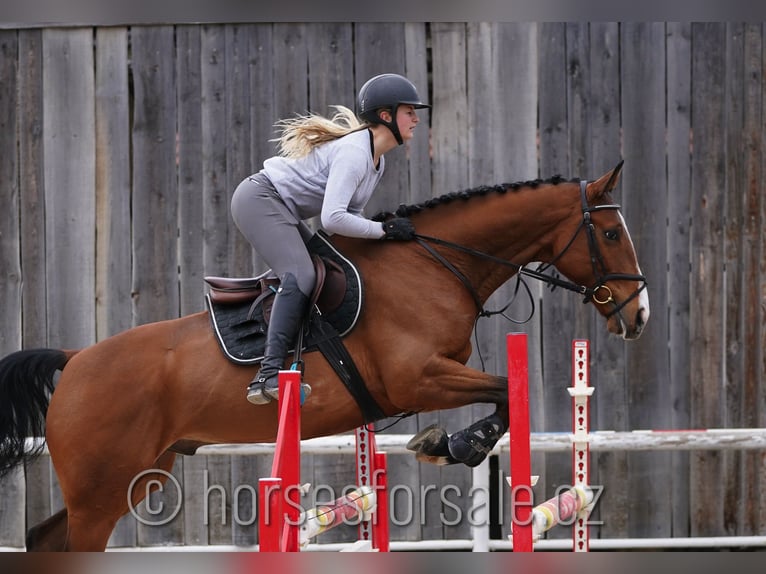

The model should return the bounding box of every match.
[263,382,312,403]
[246,380,312,406]
[246,381,276,405]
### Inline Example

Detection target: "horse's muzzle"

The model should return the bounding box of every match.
[612,286,650,340]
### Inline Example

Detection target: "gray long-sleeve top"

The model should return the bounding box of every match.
[262,128,387,239]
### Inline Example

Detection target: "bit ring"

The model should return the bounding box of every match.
[593,284,614,305]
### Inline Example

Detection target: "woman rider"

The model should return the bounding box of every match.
[231,73,430,405]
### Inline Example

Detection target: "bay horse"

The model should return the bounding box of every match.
[0,162,649,551]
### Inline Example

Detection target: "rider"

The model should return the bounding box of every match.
[231,73,430,405]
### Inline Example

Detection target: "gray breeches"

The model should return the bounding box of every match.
[231,173,316,297]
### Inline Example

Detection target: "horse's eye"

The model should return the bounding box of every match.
[604,229,619,241]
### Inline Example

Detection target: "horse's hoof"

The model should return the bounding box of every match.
[406,424,447,454]
[407,425,460,465]
[413,451,454,465]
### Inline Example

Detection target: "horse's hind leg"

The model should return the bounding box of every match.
[445,408,508,466]
[54,450,177,551]
[396,356,510,467]
[407,408,509,467]
[26,508,68,551]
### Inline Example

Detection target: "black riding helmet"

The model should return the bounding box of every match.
[357,73,430,145]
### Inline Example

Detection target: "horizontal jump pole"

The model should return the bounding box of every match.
[24,428,766,457]
[530,485,593,539]
[298,486,376,547]
[42,534,764,552]
[199,428,766,453]
[198,428,766,453]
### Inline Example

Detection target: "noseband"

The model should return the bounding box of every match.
[413,180,648,320]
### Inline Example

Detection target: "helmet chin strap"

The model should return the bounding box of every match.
[379,106,403,145]
[386,123,404,145]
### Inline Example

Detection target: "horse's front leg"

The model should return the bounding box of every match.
[389,355,509,468]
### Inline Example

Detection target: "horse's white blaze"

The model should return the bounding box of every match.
[617,211,650,330]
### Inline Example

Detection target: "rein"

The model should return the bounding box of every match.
[413,180,647,321]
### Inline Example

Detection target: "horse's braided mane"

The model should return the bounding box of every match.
[371,174,578,221]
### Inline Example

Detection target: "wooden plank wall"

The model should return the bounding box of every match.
[0,22,765,549]
[665,21,694,539]
[0,29,24,549]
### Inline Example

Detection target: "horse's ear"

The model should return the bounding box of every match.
[587,160,624,201]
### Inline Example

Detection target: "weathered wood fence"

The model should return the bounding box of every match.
[0,22,764,548]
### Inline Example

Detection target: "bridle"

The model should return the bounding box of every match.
[412,180,648,321]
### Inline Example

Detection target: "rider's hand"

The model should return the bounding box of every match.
[382,217,416,241]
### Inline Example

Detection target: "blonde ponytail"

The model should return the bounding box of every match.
[272,105,367,159]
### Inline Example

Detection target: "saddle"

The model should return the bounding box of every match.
[203,231,385,423]
[204,231,362,365]
[206,254,346,327]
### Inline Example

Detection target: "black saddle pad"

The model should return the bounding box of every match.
[206,231,362,365]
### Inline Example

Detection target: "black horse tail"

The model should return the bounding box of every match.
[0,348,78,478]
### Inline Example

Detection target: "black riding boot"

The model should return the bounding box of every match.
[246,274,312,405]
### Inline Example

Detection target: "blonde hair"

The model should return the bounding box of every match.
[272,105,367,159]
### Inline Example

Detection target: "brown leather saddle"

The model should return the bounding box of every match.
[203,231,384,423]
[203,230,363,365]
[205,254,347,325]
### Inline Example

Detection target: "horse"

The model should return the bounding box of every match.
[0,162,649,551]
